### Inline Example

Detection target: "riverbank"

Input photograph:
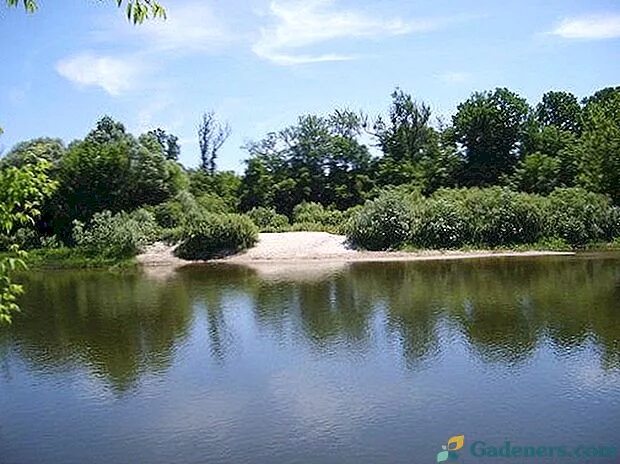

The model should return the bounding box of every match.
[137,232,575,268]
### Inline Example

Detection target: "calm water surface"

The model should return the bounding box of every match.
[1,254,619,464]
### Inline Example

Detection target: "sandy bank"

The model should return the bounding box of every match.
[137,232,575,269]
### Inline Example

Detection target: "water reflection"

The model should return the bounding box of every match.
[2,254,619,391]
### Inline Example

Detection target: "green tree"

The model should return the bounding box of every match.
[576,97,620,204]
[507,152,562,194]
[0,160,56,323]
[239,111,373,213]
[535,91,582,134]
[453,88,530,186]
[146,128,180,161]
[0,138,65,169]
[50,117,183,238]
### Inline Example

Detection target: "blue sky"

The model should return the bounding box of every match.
[1,0,619,171]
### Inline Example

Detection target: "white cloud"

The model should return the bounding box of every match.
[253,0,442,65]
[56,53,142,96]
[551,14,620,40]
[438,71,471,84]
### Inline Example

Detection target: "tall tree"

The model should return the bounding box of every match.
[198,112,230,174]
[370,88,433,163]
[146,128,180,161]
[577,87,620,204]
[535,91,582,134]
[369,89,460,192]
[453,87,530,186]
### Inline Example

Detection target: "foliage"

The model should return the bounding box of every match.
[506,153,562,195]
[346,187,618,251]
[176,214,258,260]
[0,137,65,169]
[544,188,618,246]
[189,170,240,211]
[145,128,180,161]
[576,88,620,205]
[50,117,183,238]
[346,192,417,250]
[246,207,289,232]
[6,0,166,24]
[453,88,530,186]
[430,188,546,247]
[72,209,159,258]
[535,91,582,134]
[0,160,56,323]
[239,111,373,213]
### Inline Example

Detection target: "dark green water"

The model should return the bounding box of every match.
[1,254,619,464]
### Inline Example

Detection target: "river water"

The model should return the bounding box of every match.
[1,254,619,463]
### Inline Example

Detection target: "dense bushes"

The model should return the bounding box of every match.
[247,207,289,232]
[175,214,258,260]
[72,209,159,258]
[346,193,417,250]
[545,188,619,246]
[347,187,620,250]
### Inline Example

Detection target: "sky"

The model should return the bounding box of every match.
[1,0,619,171]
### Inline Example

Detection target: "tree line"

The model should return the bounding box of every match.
[1,85,619,245]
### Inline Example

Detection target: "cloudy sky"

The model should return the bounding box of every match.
[1,0,619,170]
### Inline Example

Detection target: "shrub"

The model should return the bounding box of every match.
[544,188,615,246]
[292,202,345,228]
[413,198,470,249]
[153,191,229,230]
[246,207,290,232]
[72,209,160,258]
[175,213,258,260]
[346,193,416,250]
[430,188,546,247]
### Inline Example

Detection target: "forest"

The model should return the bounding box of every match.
[1,85,620,273]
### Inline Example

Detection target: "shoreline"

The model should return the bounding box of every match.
[137,232,576,269]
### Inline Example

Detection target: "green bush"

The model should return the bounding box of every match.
[431,188,546,247]
[544,188,616,246]
[346,187,620,251]
[346,193,416,250]
[153,191,230,230]
[0,227,62,252]
[72,209,160,258]
[175,213,258,260]
[292,202,345,228]
[413,198,470,249]
[246,207,290,232]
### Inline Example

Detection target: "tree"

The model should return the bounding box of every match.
[576,89,620,204]
[0,0,166,324]
[535,91,582,134]
[146,128,180,161]
[368,89,460,192]
[507,153,562,194]
[50,117,183,238]
[0,137,65,168]
[5,0,166,24]
[198,112,230,174]
[0,160,56,323]
[240,111,373,213]
[370,88,433,163]
[453,88,530,186]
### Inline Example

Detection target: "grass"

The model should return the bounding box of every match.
[19,247,137,270]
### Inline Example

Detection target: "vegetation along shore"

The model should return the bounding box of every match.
[2,85,620,317]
